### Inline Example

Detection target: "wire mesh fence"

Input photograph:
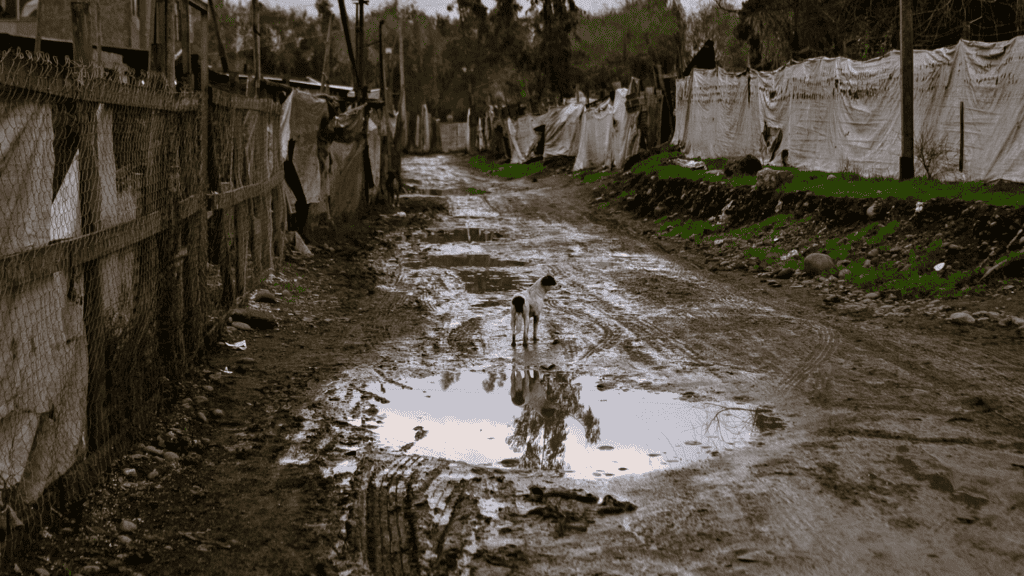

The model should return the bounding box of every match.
[0,47,282,560]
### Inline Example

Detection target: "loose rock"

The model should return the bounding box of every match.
[949,312,976,325]
[229,308,279,330]
[253,289,278,303]
[755,167,795,192]
[804,253,836,276]
[119,519,138,533]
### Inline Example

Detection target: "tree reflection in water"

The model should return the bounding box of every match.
[507,369,601,472]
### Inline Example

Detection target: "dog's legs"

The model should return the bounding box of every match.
[532,315,539,342]
[511,306,518,347]
[523,306,531,347]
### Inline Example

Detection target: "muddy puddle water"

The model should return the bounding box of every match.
[358,369,768,480]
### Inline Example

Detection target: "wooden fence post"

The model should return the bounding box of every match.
[72,1,109,449]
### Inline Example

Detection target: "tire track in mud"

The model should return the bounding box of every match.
[347,452,511,576]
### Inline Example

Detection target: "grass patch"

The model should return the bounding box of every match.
[777,170,1023,207]
[468,188,489,195]
[469,155,545,179]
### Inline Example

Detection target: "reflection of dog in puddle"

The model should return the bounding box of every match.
[511,275,556,347]
[510,369,555,417]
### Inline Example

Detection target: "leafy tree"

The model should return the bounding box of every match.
[686,0,748,71]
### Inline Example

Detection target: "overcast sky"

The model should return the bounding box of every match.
[249,0,720,19]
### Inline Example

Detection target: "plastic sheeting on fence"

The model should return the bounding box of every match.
[541,102,585,159]
[280,90,329,206]
[0,99,88,504]
[573,88,640,172]
[673,37,1024,182]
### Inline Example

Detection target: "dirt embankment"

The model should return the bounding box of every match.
[589,157,1024,332]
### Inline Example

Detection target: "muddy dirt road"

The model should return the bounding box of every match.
[14,154,1023,576]
[289,155,1024,576]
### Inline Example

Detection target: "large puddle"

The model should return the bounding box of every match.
[353,368,775,480]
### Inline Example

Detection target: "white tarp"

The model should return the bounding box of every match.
[506,117,528,165]
[573,88,639,172]
[673,38,1024,182]
[0,99,88,503]
[542,102,585,158]
[281,90,329,204]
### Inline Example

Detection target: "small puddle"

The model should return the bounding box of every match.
[456,269,524,294]
[422,228,502,243]
[354,369,769,480]
[407,254,527,269]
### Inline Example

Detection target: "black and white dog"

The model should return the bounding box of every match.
[511,275,556,347]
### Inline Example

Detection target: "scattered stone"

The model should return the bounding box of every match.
[949,312,976,325]
[838,269,852,279]
[120,519,138,533]
[236,357,257,365]
[253,289,278,303]
[123,468,137,479]
[867,248,879,258]
[865,292,881,300]
[706,169,725,176]
[737,550,774,563]
[212,409,226,418]
[755,167,795,192]
[197,411,209,424]
[162,451,180,462]
[81,566,102,575]
[597,495,638,514]
[147,470,160,480]
[143,446,163,457]
[194,395,209,404]
[33,569,49,576]
[725,154,763,177]
[804,253,835,276]
[827,174,837,180]
[767,280,782,287]
[231,322,254,332]
[229,308,279,330]
[117,535,133,545]
[775,268,796,280]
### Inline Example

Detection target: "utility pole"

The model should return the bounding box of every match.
[251,0,262,97]
[398,3,407,152]
[900,0,914,180]
[357,0,366,103]
[379,20,387,110]
[320,16,333,93]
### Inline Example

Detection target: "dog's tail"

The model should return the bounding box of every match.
[512,295,525,314]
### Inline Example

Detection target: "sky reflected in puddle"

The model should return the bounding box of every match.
[363,368,765,480]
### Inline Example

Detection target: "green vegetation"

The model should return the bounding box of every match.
[468,187,490,194]
[469,156,544,179]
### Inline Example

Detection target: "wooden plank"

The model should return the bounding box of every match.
[0,243,69,289]
[210,170,283,210]
[73,212,163,267]
[217,183,236,306]
[234,199,249,297]
[73,1,109,450]
[211,88,281,114]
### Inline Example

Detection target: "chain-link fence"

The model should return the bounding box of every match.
[208,88,284,309]
[0,46,282,560]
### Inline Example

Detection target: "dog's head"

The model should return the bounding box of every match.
[540,275,556,292]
